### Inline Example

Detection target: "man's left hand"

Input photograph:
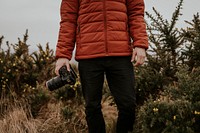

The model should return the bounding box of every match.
[131,47,146,66]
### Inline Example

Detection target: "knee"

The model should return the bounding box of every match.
[85,102,102,116]
[118,100,136,115]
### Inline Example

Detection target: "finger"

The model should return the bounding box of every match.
[134,60,140,67]
[131,50,136,62]
[66,63,70,71]
[134,56,145,66]
[55,67,60,76]
[134,60,142,66]
[55,64,61,75]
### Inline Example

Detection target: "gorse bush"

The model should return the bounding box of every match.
[135,67,200,133]
[135,0,185,105]
[134,0,200,132]
[0,30,55,96]
[181,13,200,70]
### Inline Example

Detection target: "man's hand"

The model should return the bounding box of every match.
[55,58,70,75]
[131,47,146,66]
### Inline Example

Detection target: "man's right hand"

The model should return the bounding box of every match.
[55,58,70,76]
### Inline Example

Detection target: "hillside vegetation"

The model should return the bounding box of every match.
[0,0,200,132]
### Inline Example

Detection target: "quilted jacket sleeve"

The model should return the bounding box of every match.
[127,0,148,49]
[56,0,79,59]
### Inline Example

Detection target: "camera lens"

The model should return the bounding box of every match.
[46,76,66,91]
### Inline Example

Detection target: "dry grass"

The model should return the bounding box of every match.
[0,91,118,133]
[102,95,118,133]
[0,97,87,133]
[0,97,40,133]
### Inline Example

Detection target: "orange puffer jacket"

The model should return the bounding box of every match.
[56,0,148,60]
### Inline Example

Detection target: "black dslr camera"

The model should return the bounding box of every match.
[46,65,77,91]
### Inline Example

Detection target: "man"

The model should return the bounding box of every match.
[55,0,148,133]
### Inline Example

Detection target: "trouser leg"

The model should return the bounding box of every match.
[105,56,136,133]
[78,59,106,133]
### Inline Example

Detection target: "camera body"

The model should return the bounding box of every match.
[46,65,77,91]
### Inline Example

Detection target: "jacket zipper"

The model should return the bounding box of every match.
[103,0,108,55]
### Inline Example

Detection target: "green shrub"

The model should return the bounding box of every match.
[135,67,200,133]
[134,0,200,132]
[0,30,55,96]
[135,0,185,105]
[136,99,194,133]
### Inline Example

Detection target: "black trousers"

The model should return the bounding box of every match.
[78,56,136,133]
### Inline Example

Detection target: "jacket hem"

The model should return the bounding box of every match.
[75,52,132,61]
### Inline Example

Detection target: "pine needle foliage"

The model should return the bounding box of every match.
[0,30,55,96]
[181,13,200,70]
[135,0,184,105]
[134,0,200,132]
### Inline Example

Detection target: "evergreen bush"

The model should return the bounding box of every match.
[0,30,55,96]
[135,0,185,105]
[134,0,200,132]
[135,67,200,133]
